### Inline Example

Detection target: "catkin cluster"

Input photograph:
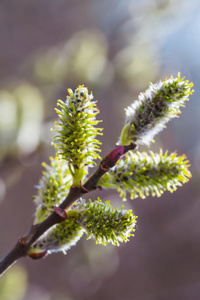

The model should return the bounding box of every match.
[30,75,192,258]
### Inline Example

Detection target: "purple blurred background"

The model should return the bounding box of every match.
[0,0,200,299]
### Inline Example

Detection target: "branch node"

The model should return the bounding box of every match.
[101,143,137,170]
[18,237,28,246]
[80,182,89,193]
[53,205,68,219]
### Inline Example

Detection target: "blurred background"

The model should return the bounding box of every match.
[0,0,200,299]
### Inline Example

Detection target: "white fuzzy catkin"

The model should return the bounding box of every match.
[119,74,193,146]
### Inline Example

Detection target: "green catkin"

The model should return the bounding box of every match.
[28,218,84,255]
[77,199,137,246]
[52,85,103,185]
[98,150,191,200]
[33,155,72,224]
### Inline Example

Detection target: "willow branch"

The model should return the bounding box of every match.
[0,143,136,276]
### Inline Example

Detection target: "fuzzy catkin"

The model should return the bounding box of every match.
[29,218,84,255]
[52,85,102,172]
[33,156,72,224]
[98,150,191,200]
[77,199,137,246]
[119,74,193,146]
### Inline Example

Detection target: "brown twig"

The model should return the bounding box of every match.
[0,143,136,276]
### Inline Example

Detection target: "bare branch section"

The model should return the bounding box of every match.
[0,144,136,276]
